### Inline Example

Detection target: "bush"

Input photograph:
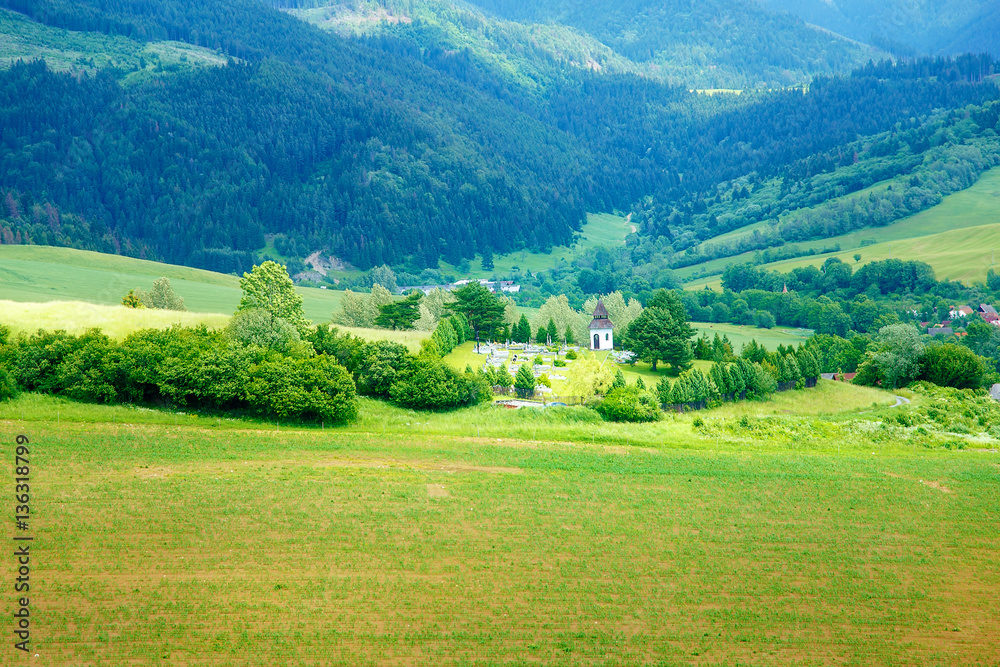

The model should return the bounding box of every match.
[356,341,412,398]
[227,308,305,355]
[55,329,119,403]
[138,277,186,311]
[595,386,661,422]
[754,311,776,329]
[514,364,536,399]
[247,354,358,424]
[553,359,566,367]
[922,343,988,389]
[0,363,18,402]
[566,350,578,360]
[389,357,486,410]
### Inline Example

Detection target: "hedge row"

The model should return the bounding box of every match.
[0,326,357,423]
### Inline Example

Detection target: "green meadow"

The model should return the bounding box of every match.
[0,246,346,323]
[691,322,813,352]
[3,389,998,665]
[440,212,632,278]
[683,166,1000,290]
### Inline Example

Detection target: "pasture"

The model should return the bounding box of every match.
[0,300,230,338]
[682,165,1000,289]
[759,223,1000,286]
[691,322,813,352]
[442,212,632,278]
[0,246,346,322]
[3,392,998,665]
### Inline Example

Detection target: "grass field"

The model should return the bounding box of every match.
[0,300,230,338]
[0,298,430,350]
[3,391,998,664]
[441,212,631,278]
[0,246,346,323]
[691,322,813,351]
[683,166,1000,289]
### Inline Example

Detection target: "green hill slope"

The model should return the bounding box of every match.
[758,0,1000,57]
[460,0,878,88]
[0,0,995,290]
[0,246,345,322]
[683,166,1000,289]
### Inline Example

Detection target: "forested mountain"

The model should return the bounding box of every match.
[0,0,997,281]
[757,0,1000,57]
[407,0,878,89]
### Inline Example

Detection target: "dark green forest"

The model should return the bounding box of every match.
[0,0,997,277]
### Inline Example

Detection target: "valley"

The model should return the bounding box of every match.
[1,1,1000,664]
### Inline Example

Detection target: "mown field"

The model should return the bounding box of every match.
[691,322,813,352]
[0,246,346,322]
[683,166,1000,290]
[440,212,631,279]
[3,390,998,665]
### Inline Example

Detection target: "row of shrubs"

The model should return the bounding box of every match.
[0,318,499,423]
[596,348,823,422]
[0,325,358,423]
[309,324,492,412]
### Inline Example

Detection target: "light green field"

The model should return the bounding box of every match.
[2,392,997,664]
[758,224,1000,284]
[0,246,346,323]
[442,212,631,278]
[0,300,230,338]
[692,322,813,351]
[683,166,1000,289]
[0,298,430,350]
[334,325,430,352]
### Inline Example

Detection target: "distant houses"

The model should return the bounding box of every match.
[399,279,520,295]
[943,304,1000,328]
[927,327,954,336]
[821,372,857,382]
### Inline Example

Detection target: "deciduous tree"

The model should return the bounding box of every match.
[238,261,309,335]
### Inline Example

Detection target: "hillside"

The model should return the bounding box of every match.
[757,0,998,56]
[0,0,995,295]
[0,245,345,321]
[286,0,880,89]
[681,164,1000,290]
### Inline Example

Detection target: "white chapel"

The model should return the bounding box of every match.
[588,300,614,350]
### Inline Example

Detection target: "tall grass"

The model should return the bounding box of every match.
[0,299,230,338]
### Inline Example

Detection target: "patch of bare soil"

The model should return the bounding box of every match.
[921,480,952,493]
[883,471,952,493]
[314,457,523,475]
[427,484,449,498]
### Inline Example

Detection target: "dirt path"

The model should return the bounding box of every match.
[625,212,636,234]
[890,395,911,408]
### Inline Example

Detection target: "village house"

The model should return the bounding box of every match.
[400,279,521,295]
[950,305,974,318]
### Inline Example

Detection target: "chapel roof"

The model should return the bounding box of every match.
[589,299,613,330]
